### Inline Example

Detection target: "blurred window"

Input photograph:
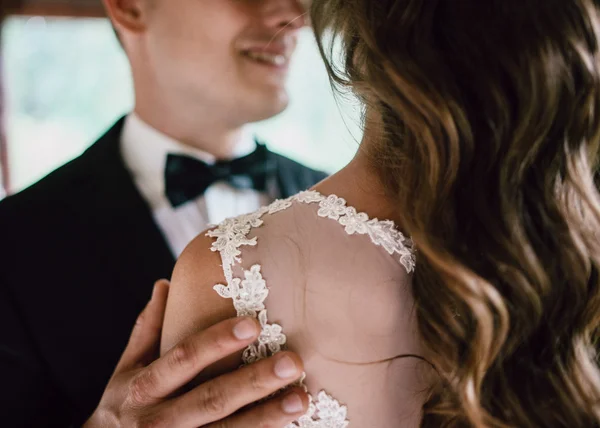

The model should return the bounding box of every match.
[2,16,361,195]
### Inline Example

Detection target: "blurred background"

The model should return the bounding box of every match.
[0,0,362,199]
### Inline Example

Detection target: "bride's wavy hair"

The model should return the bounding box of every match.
[312,0,600,426]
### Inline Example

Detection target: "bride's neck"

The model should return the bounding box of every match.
[314,129,399,224]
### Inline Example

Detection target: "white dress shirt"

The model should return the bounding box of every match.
[121,113,271,257]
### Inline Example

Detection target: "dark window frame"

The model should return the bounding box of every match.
[5,0,106,18]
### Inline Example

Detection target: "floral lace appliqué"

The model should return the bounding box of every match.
[286,391,350,428]
[207,190,417,426]
[313,193,416,273]
[317,194,348,220]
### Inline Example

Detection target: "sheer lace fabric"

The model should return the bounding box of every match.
[207,191,429,427]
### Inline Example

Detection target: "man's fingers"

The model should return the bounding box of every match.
[205,388,309,428]
[133,317,261,402]
[162,351,305,427]
[116,280,170,373]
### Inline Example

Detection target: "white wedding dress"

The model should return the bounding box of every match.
[207,190,429,427]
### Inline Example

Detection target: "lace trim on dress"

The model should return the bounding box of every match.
[207,191,416,427]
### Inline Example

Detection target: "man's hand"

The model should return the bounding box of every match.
[84,280,308,427]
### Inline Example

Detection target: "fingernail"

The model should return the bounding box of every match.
[282,393,303,414]
[233,318,258,340]
[274,355,298,379]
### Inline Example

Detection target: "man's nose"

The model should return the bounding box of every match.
[260,0,308,31]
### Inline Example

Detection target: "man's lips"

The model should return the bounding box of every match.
[239,39,296,68]
[241,49,289,67]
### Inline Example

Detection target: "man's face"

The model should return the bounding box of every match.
[141,0,307,125]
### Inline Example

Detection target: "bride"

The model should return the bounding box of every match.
[160,0,600,426]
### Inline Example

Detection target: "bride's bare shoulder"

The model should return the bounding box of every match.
[160,231,236,357]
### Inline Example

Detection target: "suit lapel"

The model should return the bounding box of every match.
[73,118,175,308]
[270,151,327,199]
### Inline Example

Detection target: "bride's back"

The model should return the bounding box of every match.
[214,191,429,426]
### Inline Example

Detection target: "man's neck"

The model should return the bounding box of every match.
[132,105,249,161]
[129,49,258,159]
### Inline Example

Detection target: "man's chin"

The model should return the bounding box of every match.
[246,93,290,123]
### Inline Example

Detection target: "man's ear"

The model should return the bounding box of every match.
[101,0,148,34]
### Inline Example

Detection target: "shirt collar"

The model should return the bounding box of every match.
[120,112,257,208]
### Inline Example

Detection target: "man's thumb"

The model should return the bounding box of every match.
[115,279,170,373]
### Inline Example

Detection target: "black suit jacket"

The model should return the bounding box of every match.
[0,119,326,427]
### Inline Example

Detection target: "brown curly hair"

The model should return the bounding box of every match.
[311,0,600,426]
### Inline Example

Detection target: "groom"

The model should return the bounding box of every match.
[0,0,324,426]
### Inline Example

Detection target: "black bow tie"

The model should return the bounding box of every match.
[165,142,276,208]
